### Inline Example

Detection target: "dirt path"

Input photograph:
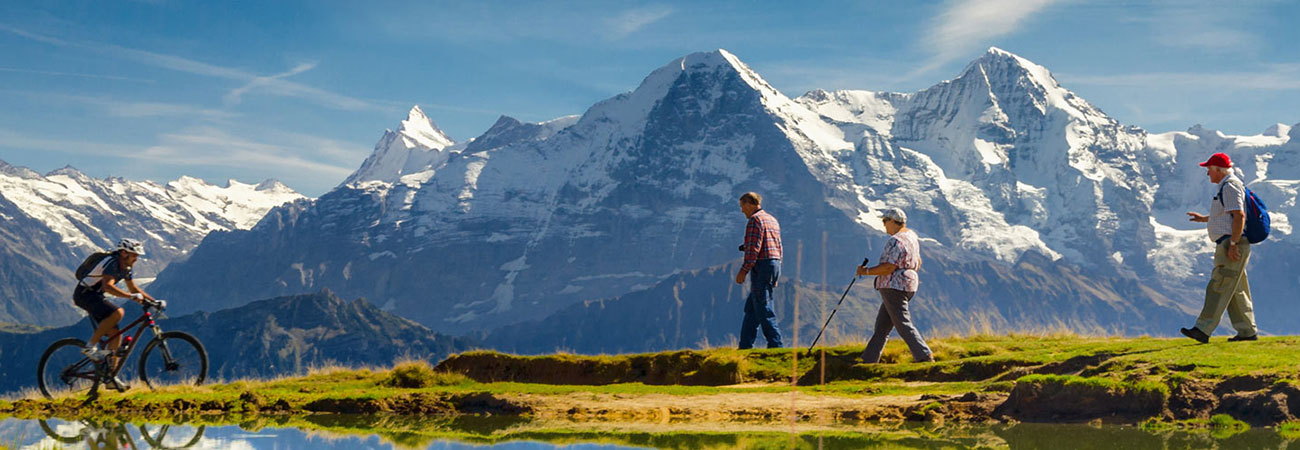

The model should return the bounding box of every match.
[507,390,1003,423]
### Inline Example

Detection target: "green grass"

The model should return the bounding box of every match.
[379,361,471,388]
[1279,420,1300,440]
[0,323,46,333]
[1015,374,1170,398]
[1208,413,1250,439]
[4,334,1299,423]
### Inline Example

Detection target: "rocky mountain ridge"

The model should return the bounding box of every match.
[0,163,304,326]
[129,48,1300,339]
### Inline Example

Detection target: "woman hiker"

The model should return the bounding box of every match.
[857,207,934,363]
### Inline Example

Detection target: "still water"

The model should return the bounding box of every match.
[1,416,1297,449]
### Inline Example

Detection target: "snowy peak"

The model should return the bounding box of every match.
[343,105,456,186]
[942,47,1110,127]
[1264,123,1292,138]
[661,49,782,100]
[398,105,454,150]
[0,158,305,256]
[46,165,89,179]
[464,114,578,153]
[581,49,785,130]
[961,47,1058,91]
[164,176,307,229]
[0,160,40,179]
[255,179,292,192]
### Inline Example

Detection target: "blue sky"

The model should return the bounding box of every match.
[1,0,1296,196]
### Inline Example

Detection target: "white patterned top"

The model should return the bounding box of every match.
[875,229,921,292]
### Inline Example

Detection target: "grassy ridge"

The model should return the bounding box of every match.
[3,335,1300,427]
[439,334,1300,385]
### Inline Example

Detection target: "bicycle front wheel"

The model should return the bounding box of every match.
[139,423,207,449]
[138,331,208,389]
[37,338,100,399]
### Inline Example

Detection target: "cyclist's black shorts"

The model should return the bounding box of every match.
[73,285,119,324]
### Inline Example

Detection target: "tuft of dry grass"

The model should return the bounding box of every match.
[380,360,469,389]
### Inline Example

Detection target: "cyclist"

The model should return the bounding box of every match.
[74,238,162,389]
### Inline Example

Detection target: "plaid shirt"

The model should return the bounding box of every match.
[741,209,782,273]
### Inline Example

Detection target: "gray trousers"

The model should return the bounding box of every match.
[861,288,933,363]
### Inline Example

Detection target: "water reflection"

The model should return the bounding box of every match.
[36,419,206,449]
[0,417,1297,449]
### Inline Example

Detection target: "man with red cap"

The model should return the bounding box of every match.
[1181,152,1257,343]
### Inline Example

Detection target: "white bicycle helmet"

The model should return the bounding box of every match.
[116,238,146,256]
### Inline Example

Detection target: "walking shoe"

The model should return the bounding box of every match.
[81,345,111,361]
[1180,327,1210,344]
[106,375,130,392]
[1227,334,1258,342]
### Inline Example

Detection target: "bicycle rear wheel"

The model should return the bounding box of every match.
[37,338,100,399]
[138,331,208,389]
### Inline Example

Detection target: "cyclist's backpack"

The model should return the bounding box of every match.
[1219,182,1271,244]
[74,251,111,282]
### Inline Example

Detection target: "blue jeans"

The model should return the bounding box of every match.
[739,259,783,349]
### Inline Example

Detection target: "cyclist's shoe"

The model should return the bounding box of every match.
[107,375,130,392]
[81,345,111,362]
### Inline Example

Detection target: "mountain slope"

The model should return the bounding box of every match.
[153,50,876,331]
[0,161,304,326]
[482,257,1188,355]
[150,48,1300,341]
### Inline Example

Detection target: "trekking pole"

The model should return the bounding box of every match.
[806,258,869,355]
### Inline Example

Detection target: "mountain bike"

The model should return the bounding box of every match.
[39,418,207,450]
[36,299,208,399]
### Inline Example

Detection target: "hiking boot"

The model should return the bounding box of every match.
[1227,334,1258,342]
[81,346,111,362]
[1180,327,1210,344]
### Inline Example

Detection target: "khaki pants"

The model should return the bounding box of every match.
[1195,237,1256,336]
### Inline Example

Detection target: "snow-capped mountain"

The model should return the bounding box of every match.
[0,162,304,326]
[152,48,1299,339]
[798,49,1300,308]
[343,105,456,186]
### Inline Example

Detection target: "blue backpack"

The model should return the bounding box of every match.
[1219,182,1271,244]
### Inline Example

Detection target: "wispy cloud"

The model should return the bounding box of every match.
[1062,64,1300,91]
[0,24,382,111]
[138,127,357,178]
[9,91,236,119]
[1125,2,1263,53]
[224,61,318,106]
[260,129,371,167]
[0,67,155,83]
[604,5,674,40]
[759,57,923,94]
[0,125,361,195]
[0,128,139,156]
[914,0,1060,76]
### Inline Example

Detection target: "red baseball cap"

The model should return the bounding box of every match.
[1198,152,1232,168]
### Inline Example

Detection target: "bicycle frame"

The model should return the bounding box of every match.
[100,305,167,369]
[62,304,168,387]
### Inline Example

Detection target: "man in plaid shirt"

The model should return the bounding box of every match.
[735,192,783,349]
